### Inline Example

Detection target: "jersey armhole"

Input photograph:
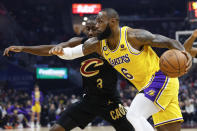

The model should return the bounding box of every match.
[125,28,144,55]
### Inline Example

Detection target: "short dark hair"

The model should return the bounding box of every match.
[34,84,39,88]
[101,8,119,21]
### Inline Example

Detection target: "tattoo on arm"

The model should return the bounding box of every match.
[132,29,185,51]
[83,37,101,56]
[133,30,155,43]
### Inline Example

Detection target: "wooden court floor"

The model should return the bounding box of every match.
[4,127,197,131]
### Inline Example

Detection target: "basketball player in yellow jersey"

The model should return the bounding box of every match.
[49,8,192,131]
[31,85,43,127]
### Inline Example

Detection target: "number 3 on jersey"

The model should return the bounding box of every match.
[121,68,133,80]
[97,78,103,88]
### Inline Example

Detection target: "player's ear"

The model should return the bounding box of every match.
[109,18,116,25]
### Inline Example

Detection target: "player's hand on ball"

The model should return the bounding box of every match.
[49,45,64,56]
[3,46,23,56]
[192,29,197,38]
[181,51,192,73]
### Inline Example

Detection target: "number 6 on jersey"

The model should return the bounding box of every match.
[121,68,133,80]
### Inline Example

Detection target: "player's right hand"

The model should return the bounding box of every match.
[3,46,23,56]
[182,51,192,73]
[49,45,64,56]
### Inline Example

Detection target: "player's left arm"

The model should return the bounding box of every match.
[52,37,102,60]
[183,29,197,57]
[127,28,192,71]
[127,28,185,51]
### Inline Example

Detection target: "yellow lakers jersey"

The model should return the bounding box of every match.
[35,91,40,103]
[101,26,160,91]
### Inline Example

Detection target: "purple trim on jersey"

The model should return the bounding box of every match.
[143,71,168,104]
[32,91,43,105]
[154,117,183,127]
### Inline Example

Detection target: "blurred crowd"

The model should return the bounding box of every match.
[0,85,81,129]
[1,72,197,129]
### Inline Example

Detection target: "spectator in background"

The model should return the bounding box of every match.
[48,104,56,126]
[40,104,49,127]
[31,85,43,128]
[0,104,8,129]
[185,99,195,126]
[70,94,78,104]
[25,100,32,122]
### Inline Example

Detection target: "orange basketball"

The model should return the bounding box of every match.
[159,49,187,78]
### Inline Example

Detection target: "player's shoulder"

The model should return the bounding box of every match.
[126,28,154,41]
[126,27,140,39]
[127,28,147,36]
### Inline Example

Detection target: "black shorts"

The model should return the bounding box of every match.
[57,97,134,131]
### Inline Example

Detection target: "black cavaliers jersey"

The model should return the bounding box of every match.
[79,53,120,101]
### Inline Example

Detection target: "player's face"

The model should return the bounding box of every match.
[96,11,112,40]
[35,87,39,91]
[84,20,97,38]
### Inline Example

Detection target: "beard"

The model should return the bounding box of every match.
[97,24,112,40]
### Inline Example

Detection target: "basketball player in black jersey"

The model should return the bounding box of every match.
[184,29,197,58]
[4,17,134,131]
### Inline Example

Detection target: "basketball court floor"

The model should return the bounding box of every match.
[5,127,197,131]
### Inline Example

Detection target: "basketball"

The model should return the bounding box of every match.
[159,49,187,78]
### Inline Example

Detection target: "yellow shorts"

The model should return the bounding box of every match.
[32,103,41,113]
[142,71,183,127]
[152,78,183,127]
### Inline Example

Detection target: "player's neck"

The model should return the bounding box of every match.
[107,26,120,50]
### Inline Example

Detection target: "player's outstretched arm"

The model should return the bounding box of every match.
[50,37,101,60]
[49,37,83,56]
[184,29,197,57]
[3,45,54,56]
[3,37,84,57]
